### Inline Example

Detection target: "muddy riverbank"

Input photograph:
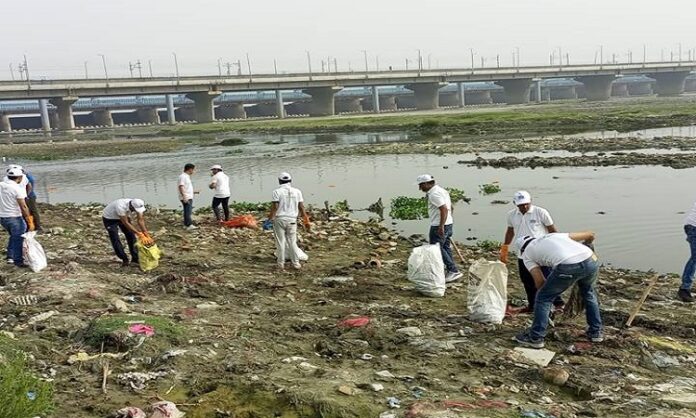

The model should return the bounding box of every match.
[2,203,696,417]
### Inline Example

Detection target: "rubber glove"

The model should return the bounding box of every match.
[262,219,273,231]
[302,213,311,231]
[25,215,35,232]
[499,244,509,264]
[137,232,154,246]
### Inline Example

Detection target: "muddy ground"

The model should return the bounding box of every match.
[1,204,696,418]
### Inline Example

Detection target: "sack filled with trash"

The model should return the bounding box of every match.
[22,231,47,272]
[222,214,259,229]
[407,244,446,297]
[467,259,508,324]
[135,241,162,272]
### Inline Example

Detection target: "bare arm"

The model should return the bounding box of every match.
[135,213,148,234]
[26,182,33,197]
[268,202,279,220]
[16,198,30,219]
[529,266,546,289]
[547,224,558,233]
[178,184,186,199]
[569,231,595,243]
[298,202,307,219]
[503,227,515,245]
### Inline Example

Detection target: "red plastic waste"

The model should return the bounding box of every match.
[128,324,155,337]
[222,215,259,229]
[337,316,370,328]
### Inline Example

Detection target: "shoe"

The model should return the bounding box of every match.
[15,263,28,268]
[6,259,14,265]
[185,225,198,230]
[587,331,604,343]
[120,260,130,268]
[514,331,545,349]
[445,271,463,283]
[678,289,694,303]
[292,263,302,270]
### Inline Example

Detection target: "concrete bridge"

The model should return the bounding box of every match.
[0,61,695,132]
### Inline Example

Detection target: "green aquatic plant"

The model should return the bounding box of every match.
[389,188,469,220]
[476,239,502,252]
[478,183,501,195]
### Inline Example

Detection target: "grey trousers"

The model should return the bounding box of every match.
[273,217,298,266]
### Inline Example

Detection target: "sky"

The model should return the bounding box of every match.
[2,0,695,79]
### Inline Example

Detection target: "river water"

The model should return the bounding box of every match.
[23,128,696,274]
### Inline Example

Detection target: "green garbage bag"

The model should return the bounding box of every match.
[135,241,162,272]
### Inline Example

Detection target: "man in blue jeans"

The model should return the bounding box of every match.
[514,231,603,348]
[0,167,35,267]
[177,163,198,230]
[678,201,696,302]
[417,174,462,283]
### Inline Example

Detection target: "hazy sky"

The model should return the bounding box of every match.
[3,0,695,79]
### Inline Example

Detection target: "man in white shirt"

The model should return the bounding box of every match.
[209,164,231,222]
[268,172,310,271]
[102,198,152,267]
[0,167,34,267]
[500,190,563,312]
[417,174,462,282]
[678,200,696,302]
[178,163,198,230]
[514,231,602,349]
[5,164,41,231]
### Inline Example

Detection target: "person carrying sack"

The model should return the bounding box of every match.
[0,167,34,267]
[267,172,310,271]
[102,198,153,267]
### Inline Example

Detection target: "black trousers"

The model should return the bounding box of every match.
[518,258,564,309]
[103,217,138,262]
[212,197,230,221]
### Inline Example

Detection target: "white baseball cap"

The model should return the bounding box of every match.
[416,174,434,184]
[516,235,536,253]
[278,172,292,181]
[210,164,223,170]
[6,167,22,177]
[130,198,146,214]
[513,190,532,206]
[7,164,23,171]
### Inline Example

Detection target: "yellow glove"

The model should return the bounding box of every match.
[499,244,509,264]
[137,232,155,246]
[302,214,311,231]
[25,215,35,232]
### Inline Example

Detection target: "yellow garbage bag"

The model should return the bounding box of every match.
[135,241,162,272]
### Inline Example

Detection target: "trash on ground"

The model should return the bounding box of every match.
[338,316,370,328]
[467,259,508,324]
[128,324,155,337]
[512,347,556,367]
[407,244,446,297]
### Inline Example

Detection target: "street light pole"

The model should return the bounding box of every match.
[362,50,368,72]
[217,58,222,76]
[9,64,15,81]
[469,48,474,69]
[23,55,30,86]
[306,51,312,75]
[148,60,153,77]
[246,52,252,79]
[98,54,109,83]
[172,52,180,80]
[84,61,89,79]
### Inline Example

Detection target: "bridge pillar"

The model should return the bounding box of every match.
[457,82,466,107]
[379,95,398,111]
[275,90,285,118]
[303,87,342,116]
[247,103,277,118]
[136,107,161,124]
[611,83,629,97]
[175,107,196,122]
[406,82,446,110]
[336,98,363,113]
[187,91,222,123]
[685,78,696,92]
[650,71,690,96]
[495,79,533,104]
[92,109,114,127]
[166,94,176,125]
[216,103,246,119]
[48,97,78,130]
[575,75,615,101]
[372,87,380,113]
[465,90,493,105]
[39,99,51,131]
[628,82,653,96]
[438,93,459,107]
[535,81,543,103]
[0,114,12,133]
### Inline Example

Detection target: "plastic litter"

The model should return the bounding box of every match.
[407,244,446,297]
[513,347,556,367]
[10,295,39,306]
[222,214,259,229]
[150,401,185,418]
[128,324,155,337]
[22,231,47,272]
[28,310,58,325]
[467,259,508,324]
[115,406,146,418]
[338,316,370,328]
[387,397,401,408]
[262,219,273,230]
[135,241,162,272]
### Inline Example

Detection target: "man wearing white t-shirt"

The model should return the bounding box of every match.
[417,174,462,282]
[209,165,231,222]
[178,163,198,230]
[268,172,310,271]
[0,167,33,267]
[102,198,152,267]
[500,190,563,312]
[514,232,602,349]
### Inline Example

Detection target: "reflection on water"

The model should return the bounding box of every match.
[27,141,696,274]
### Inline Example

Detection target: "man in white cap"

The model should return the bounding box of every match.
[0,167,34,267]
[417,174,462,282]
[209,164,231,222]
[500,190,563,312]
[514,231,602,348]
[102,198,152,267]
[268,172,310,271]
[178,163,198,230]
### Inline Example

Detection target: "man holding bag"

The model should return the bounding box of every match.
[267,172,310,271]
[0,167,34,267]
[102,198,153,267]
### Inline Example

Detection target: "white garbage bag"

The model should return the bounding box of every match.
[22,231,47,272]
[407,244,446,297]
[275,245,309,261]
[467,259,508,323]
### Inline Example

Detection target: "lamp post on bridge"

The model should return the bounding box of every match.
[469,49,475,71]
[172,52,180,81]
[98,54,109,84]
[84,61,89,79]
[361,50,368,73]
[306,51,312,77]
